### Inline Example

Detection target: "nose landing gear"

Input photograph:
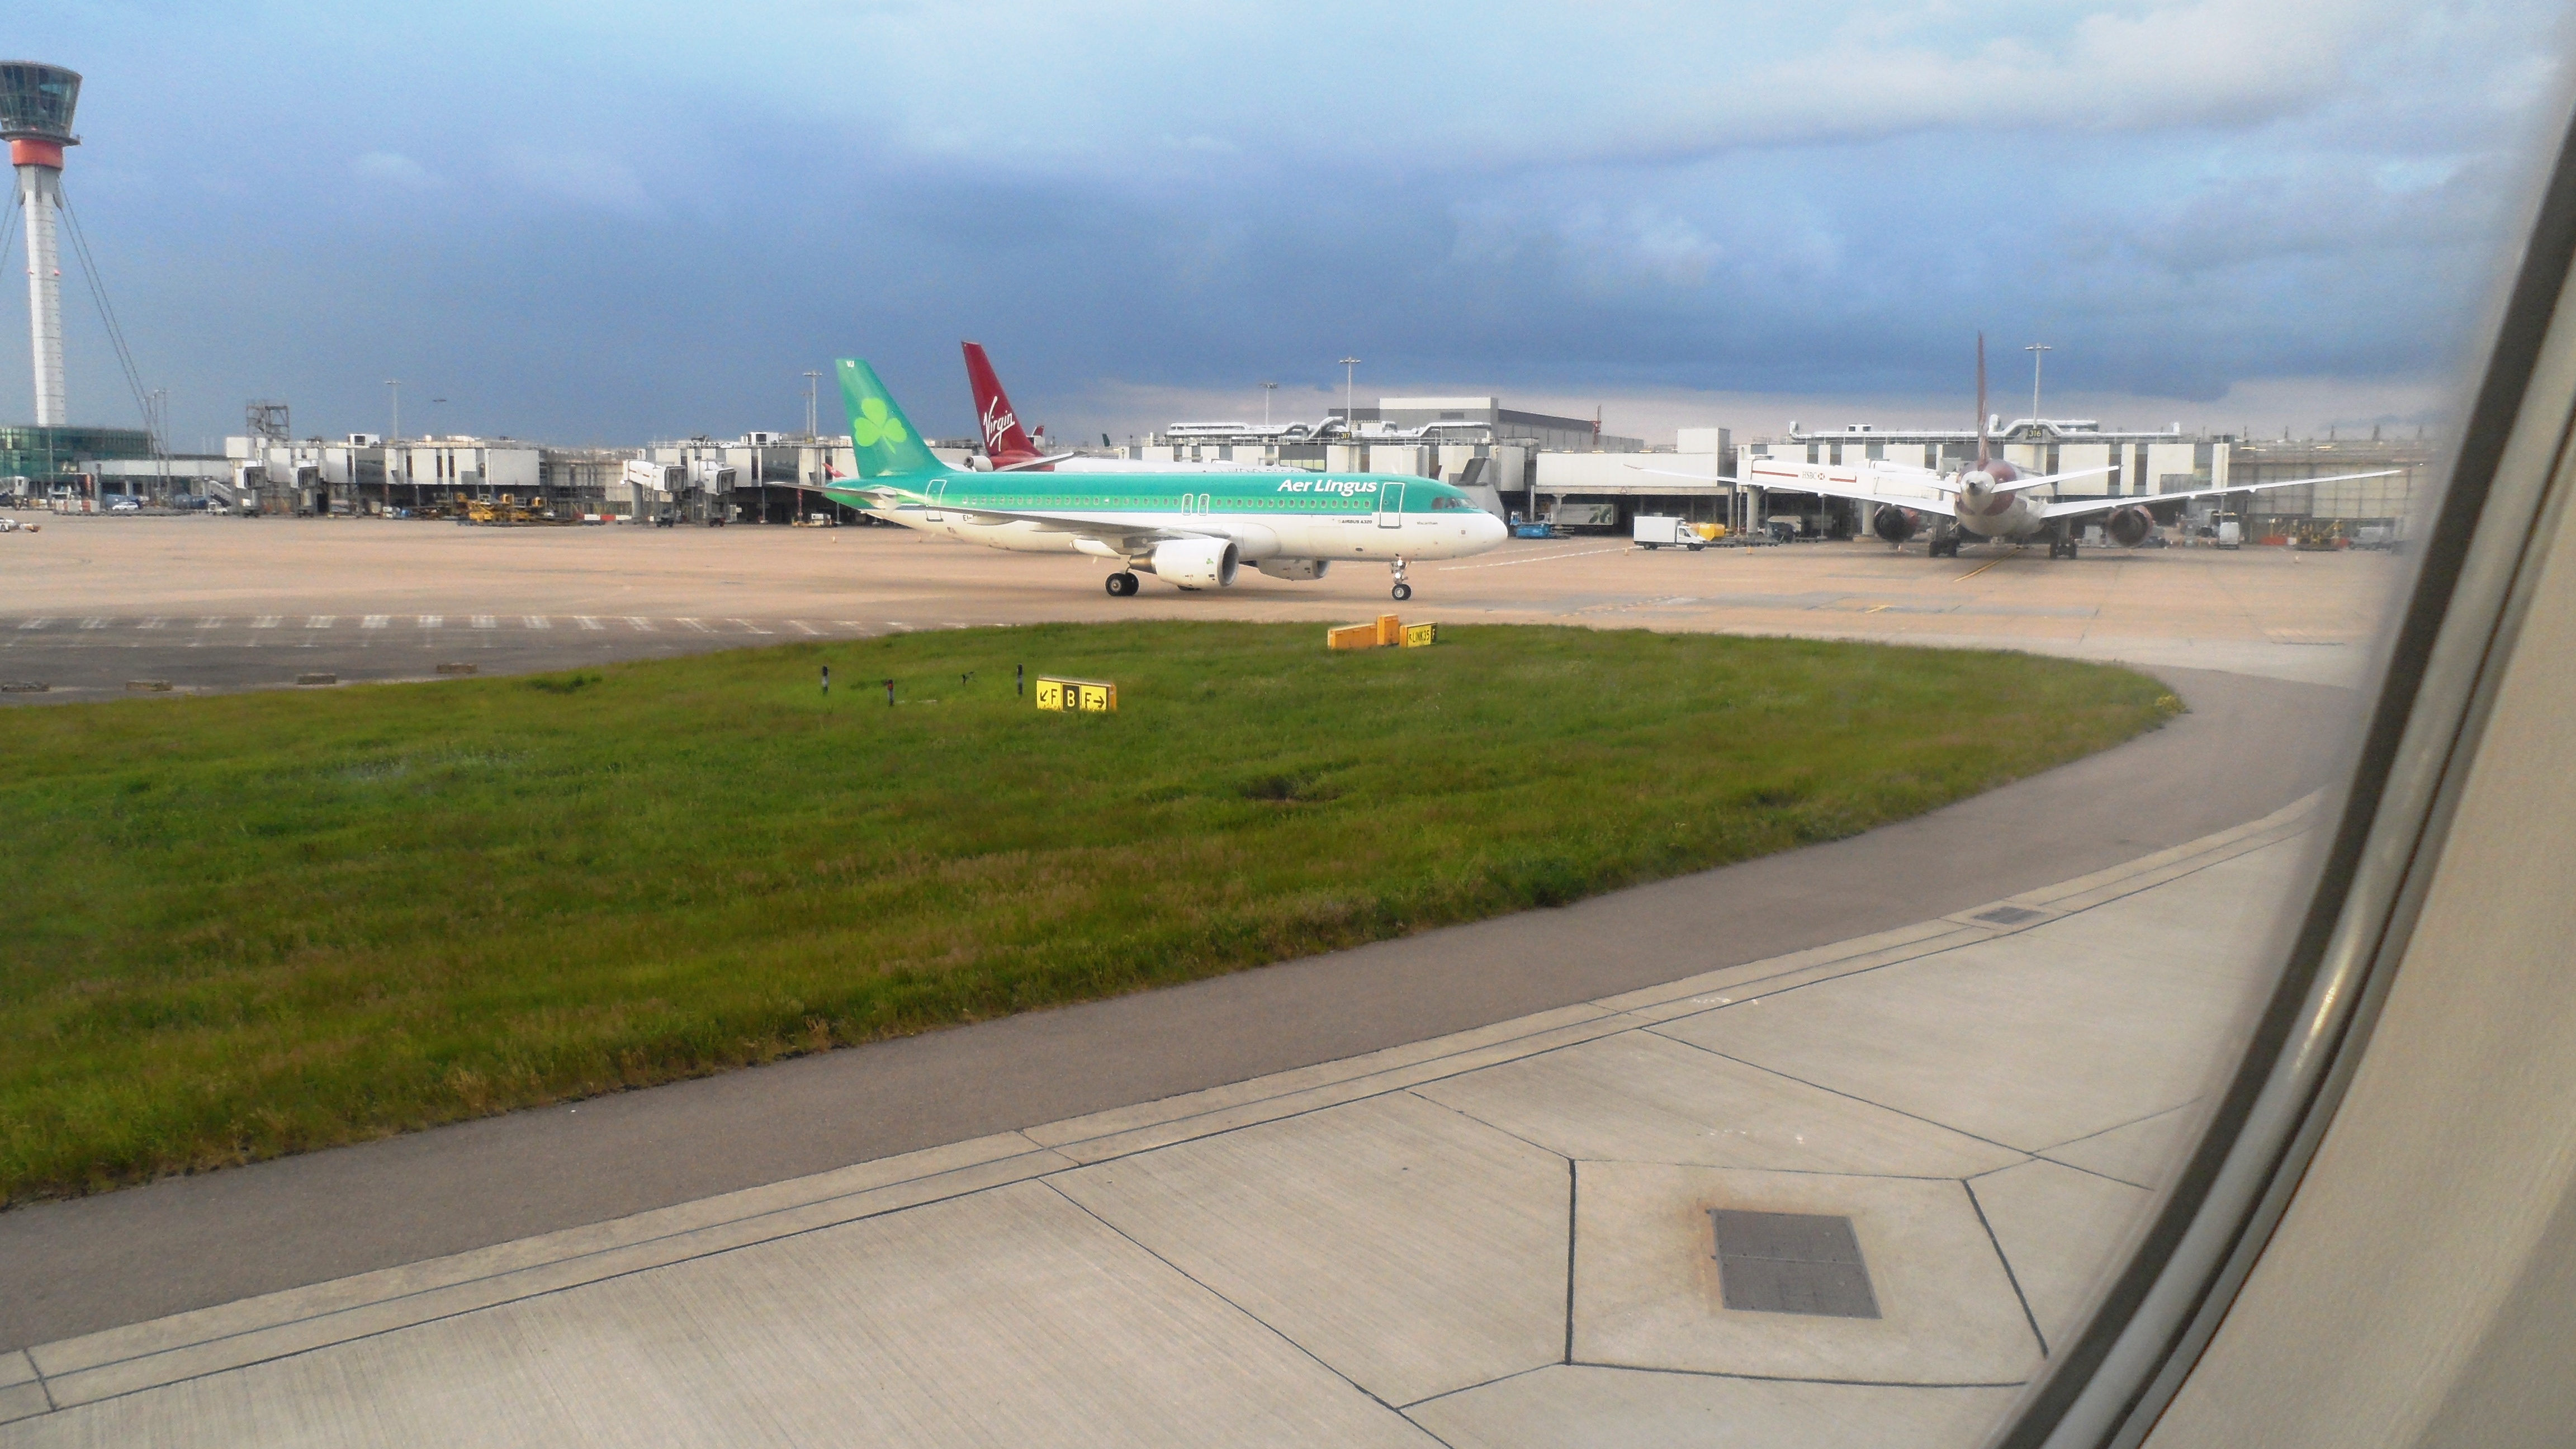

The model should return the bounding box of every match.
[1105,571,1140,597]
[1390,557,1412,603]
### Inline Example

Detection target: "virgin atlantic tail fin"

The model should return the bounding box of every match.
[1974,332,1990,470]
[962,341,1045,468]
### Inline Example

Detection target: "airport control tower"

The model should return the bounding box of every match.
[2,61,80,428]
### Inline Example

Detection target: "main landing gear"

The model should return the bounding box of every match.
[1928,529,1962,559]
[2046,531,2078,560]
[1390,557,1412,603]
[1104,571,1140,597]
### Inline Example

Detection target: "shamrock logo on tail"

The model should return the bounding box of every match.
[852,396,908,448]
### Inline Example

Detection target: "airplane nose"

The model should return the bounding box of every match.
[1475,512,1507,546]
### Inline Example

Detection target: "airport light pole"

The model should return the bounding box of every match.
[801,370,824,523]
[2024,343,2052,422]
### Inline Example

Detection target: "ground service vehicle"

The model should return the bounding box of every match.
[1631,515,1704,550]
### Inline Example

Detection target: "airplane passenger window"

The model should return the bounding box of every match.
[1,9,2571,1449]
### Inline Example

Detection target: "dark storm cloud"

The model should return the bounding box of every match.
[3,1,2565,445]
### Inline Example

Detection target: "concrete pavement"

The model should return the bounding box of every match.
[0,799,2317,1445]
[3,516,2394,702]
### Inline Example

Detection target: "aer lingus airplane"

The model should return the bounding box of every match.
[1655,336,2399,559]
[820,358,1506,599]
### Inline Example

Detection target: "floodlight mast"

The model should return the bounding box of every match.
[2,61,82,428]
[2024,342,2052,422]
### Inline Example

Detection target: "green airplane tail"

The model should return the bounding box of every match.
[836,358,945,479]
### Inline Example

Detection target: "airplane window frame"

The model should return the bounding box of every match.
[1999,96,2576,1449]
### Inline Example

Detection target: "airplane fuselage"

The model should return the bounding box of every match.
[825,469,1506,564]
[1948,466,2050,540]
[1750,457,2054,542]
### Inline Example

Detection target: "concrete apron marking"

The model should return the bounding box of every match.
[1438,546,1628,571]
[5,793,2323,1422]
[1954,548,2026,583]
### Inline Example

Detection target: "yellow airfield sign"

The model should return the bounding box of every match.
[1036,676,1117,713]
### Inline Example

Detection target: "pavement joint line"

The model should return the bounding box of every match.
[1437,547,1627,571]
[8,805,2323,1416]
[1036,1178,1418,1422]
[1396,1361,1555,1413]
[2029,1100,2201,1163]
[1964,1177,2051,1360]
[1640,1033,2038,1161]
[1563,1360,2031,1391]
[1034,1015,1649,1167]
[32,1175,1072,1414]
[29,1143,1079,1409]
[1566,1155,2007,1185]
[2028,1153,2162,1194]
[1019,1005,1627,1150]
[1400,1090,1574,1169]
[1564,1159,1579,1365]
[1635,826,2302,1039]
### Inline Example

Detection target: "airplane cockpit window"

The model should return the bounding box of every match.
[2,8,2571,1448]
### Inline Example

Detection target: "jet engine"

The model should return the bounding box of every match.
[1871,506,1921,544]
[2106,505,2159,548]
[1145,537,1240,588]
[1256,558,1329,581]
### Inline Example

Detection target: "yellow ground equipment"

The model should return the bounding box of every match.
[1328,615,1437,650]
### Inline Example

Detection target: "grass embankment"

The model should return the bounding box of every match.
[1,622,2178,1202]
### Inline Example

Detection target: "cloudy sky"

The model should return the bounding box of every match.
[6,1,2569,450]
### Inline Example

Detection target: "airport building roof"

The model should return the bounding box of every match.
[1161,396,1641,452]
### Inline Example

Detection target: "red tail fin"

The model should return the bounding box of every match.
[962,342,1044,468]
[1974,332,1989,470]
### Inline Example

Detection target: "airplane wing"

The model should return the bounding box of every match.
[829,482,1230,552]
[989,452,1082,472]
[1737,460,1959,517]
[2040,469,2402,520]
[1988,463,2119,495]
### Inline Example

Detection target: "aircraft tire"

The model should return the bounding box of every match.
[1392,582,1413,602]
[1106,572,1139,597]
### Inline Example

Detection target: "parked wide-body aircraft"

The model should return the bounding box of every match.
[1712,337,2397,558]
[822,358,1505,599]
[962,341,1263,475]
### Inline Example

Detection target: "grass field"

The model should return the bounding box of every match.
[1,622,2179,1202]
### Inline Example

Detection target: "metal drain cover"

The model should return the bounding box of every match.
[1711,1210,1881,1319]
[1974,905,2045,926]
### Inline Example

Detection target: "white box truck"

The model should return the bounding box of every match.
[1631,515,1705,550]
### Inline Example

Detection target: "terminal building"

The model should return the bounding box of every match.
[1134,396,1651,523]
[1,424,159,501]
[12,391,2437,546]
